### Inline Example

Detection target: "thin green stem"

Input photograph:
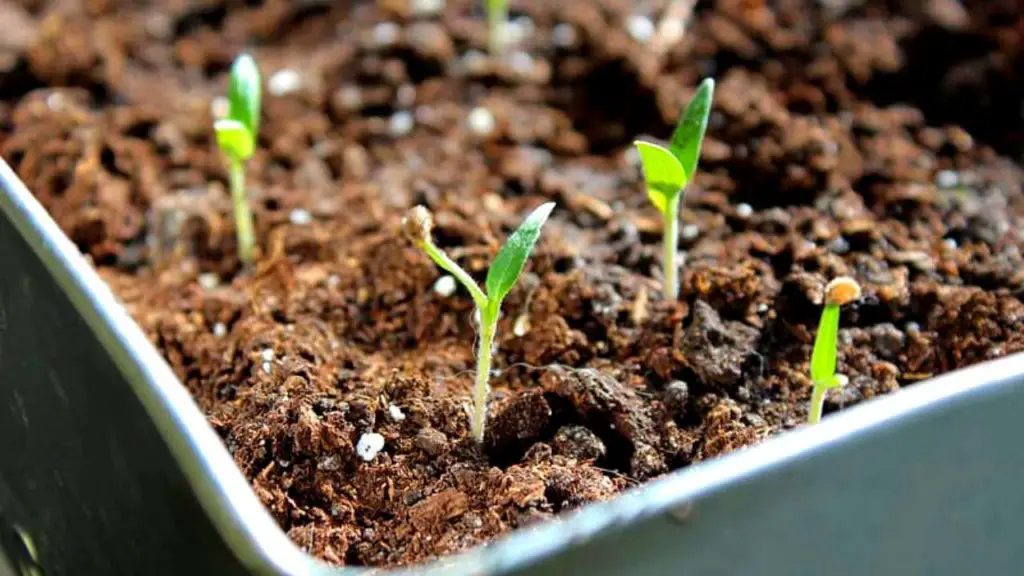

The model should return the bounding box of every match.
[662,198,680,300]
[487,2,508,55]
[229,159,255,265]
[421,241,489,310]
[471,309,497,443]
[808,384,827,424]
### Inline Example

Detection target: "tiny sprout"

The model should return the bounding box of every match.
[214,53,262,265]
[808,277,862,424]
[485,0,509,55]
[403,202,555,443]
[634,78,715,300]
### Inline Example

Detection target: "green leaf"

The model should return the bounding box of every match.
[485,202,555,307]
[668,78,715,183]
[214,119,254,161]
[810,303,840,386]
[228,53,262,141]
[634,140,685,215]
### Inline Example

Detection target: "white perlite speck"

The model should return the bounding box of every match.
[508,51,534,74]
[626,15,655,43]
[356,432,385,462]
[623,146,641,167]
[505,16,535,45]
[461,50,488,74]
[513,314,531,337]
[211,96,230,120]
[552,23,577,48]
[336,86,363,111]
[410,0,445,17]
[467,107,496,135]
[389,111,414,136]
[681,224,700,241]
[213,323,227,338]
[389,405,406,422]
[396,84,416,108]
[268,69,302,96]
[433,275,457,297]
[261,348,274,374]
[289,208,313,225]
[736,203,754,218]
[198,273,219,289]
[935,170,959,189]
[373,22,400,48]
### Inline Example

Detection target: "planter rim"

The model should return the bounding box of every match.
[2,156,1022,575]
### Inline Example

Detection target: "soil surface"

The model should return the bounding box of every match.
[2,0,1023,567]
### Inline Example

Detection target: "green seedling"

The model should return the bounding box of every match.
[486,0,509,55]
[634,78,715,300]
[214,53,262,265]
[403,202,555,443]
[808,277,862,424]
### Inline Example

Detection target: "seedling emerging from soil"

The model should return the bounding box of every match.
[214,53,261,265]
[808,276,862,424]
[403,202,555,443]
[634,78,715,300]
[486,0,509,55]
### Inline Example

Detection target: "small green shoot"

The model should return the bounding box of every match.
[214,53,261,265]
[634,78,715,300]
[808,277,862,424]
[485,0,509,55]
[403,202,555,443]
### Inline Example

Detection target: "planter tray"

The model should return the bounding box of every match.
[1,157,1022,575]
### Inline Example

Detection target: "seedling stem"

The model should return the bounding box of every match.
[662,196,681,300]
[227,159,255,265]
[486,0,509,55]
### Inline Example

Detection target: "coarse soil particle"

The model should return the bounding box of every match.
[2,0,1022,568]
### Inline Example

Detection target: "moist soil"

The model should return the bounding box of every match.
[2,0,1023,567]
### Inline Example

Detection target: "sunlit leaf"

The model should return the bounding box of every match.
[634,139,685,216]
[228,53,261,140]
[214,119,254,161]
[668,78,715,183]
[811,303,840,386]
[485,202,556,306]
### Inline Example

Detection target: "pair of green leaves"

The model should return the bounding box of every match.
[416,202,554,318]
[634,78,715,216]
[215,54,261,162]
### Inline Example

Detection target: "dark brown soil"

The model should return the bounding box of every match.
[2,0,1023,567]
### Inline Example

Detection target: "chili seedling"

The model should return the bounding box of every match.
[214,53,261,265]
[403,202,555,443]
[634,78,714,300]
[808,276,862,424]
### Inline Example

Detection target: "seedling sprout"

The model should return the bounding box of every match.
[486,0,509,55]
[214,53,261,265]
[808,276,861,424]
[634,78,714,300]
[403,202,555,443]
